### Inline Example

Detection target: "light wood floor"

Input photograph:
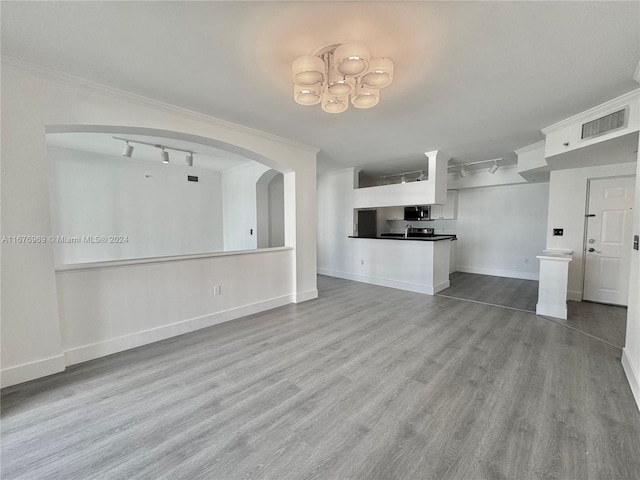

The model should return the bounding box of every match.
[438,271,627,348]
[438,272,539,312]
[2,275,639,479]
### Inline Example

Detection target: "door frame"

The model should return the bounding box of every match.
[581,174,635,305]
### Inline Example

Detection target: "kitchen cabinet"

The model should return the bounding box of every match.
[384,206,405,221]
[430,190,458,220]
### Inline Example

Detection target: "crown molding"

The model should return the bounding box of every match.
[634,59,640,84]
[541,88,640,135]
[1,55,320,155]
[515,140,545,156]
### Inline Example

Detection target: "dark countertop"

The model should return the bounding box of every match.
[349,234,456,242]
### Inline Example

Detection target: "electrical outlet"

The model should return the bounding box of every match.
[524,258,529,264]
[213,285,221,296]
[553,228,564,236]
[360,259,364,265]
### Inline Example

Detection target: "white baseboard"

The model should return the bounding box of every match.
[536,302,568,320]
[294,289,318,303]
[622,348,640,412]
[1,354,66,388]
[567,290,583,302]
[318,268,440,295]
[433,280,450,293]
[63,294,294,366]
[456,265,539,281]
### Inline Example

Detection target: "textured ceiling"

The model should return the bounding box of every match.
[2,1,639,174]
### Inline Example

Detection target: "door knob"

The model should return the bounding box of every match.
[588,247,601,253]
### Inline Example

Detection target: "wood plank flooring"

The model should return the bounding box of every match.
[561,300,627,348]
[437,272,539,312]
[439,271,627,348]
[2,275,639,479]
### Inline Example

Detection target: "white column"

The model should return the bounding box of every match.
[536,250,573,319]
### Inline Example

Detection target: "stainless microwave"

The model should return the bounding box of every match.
[404,206,430,221]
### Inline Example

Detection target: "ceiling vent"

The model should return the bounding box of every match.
[581,108,627,140]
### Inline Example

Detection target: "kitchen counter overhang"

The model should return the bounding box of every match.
[349,234,456,241]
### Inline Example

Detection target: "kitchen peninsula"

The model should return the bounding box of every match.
[347,233,453,295]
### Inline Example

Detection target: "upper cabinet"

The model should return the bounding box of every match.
[430,190,458,220]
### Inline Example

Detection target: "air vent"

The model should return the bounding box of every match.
[581,108,626,140]
[187,175,199,182]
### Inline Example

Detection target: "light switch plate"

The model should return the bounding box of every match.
[553,228,564,236]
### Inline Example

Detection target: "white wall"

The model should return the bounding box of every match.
[1,60,318,387]
[385,183,549,280]
[318,168,355,276]
[48,146,224,264]
[444,183,549,280]
[546,162,637,300]
[256,170,284,249]
[222,162,270,251]
[622,137,640,410]
[57,249,293,366]
[269,174,285,247]
[318,169,547,283]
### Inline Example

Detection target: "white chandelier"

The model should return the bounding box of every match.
[292,43,394,114]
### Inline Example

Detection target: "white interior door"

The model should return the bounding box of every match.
[583,176,635,306]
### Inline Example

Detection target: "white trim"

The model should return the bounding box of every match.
[536,302,567,320]
[515,140,546,155]
[567,290,583,302]
[622,348,640,412]
[1,55,319,154]
[1,355,66,388]
[433,280,451,294]
[318,268,446,295]
[634,60,640,84]
[294,289,319,303]
[455,265,539,281]
[63,294,294,366]
[56,247,293,272]
[541,88,640,135]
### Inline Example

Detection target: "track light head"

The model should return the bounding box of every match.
[488,162,500,174]
[459,165,467,178]
[122,142,134,158]
[401,174,406,184]
[418,170,426,181]
[161,148,169,164]
[186,153,194,167]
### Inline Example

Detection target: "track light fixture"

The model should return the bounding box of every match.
[122,141,134,158]
[379,169,426,184]
[447,157,503,178]
[113,137,196,166]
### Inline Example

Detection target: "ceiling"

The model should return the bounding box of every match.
[46,132,253,172]
[2,1,639,174]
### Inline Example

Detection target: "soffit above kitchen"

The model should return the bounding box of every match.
[2,1,638,174]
